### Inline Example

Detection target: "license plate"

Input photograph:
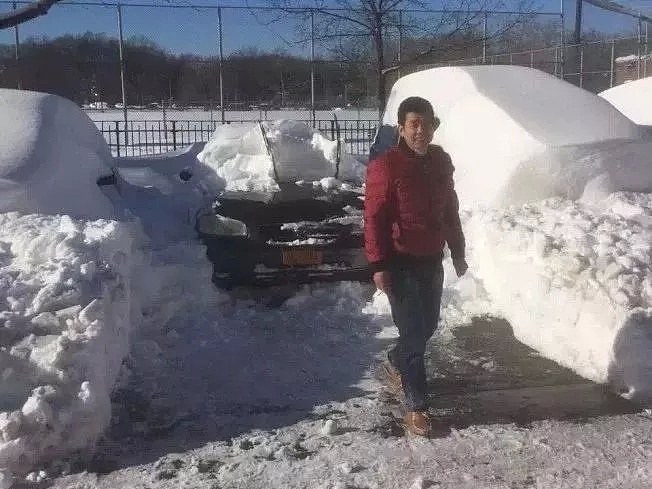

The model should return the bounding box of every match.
[282,248,324,266]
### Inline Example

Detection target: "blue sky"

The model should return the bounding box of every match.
[0,0,648,56]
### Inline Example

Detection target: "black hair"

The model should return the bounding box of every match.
[397,96,436,125]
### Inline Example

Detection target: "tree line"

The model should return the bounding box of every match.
[0,23,619,109]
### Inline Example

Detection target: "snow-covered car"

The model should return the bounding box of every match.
[194,120,370,287]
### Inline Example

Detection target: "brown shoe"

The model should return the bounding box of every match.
[379,361,402,394]
[404,410,431,437]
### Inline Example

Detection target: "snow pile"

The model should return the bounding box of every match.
[467,193,652,402]
[599,77,652,126]
[381,66,646,207]
[0,89,150,482]
[196,123,276,194]
[265,120,365,184]
[0,213,143,480]
[111,142,213,243]
[196,120,365,196]
[0,89,116,219]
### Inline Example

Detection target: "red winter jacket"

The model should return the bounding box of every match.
[364,140,465,272]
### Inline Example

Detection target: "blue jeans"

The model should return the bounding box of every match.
[387,255,444,410]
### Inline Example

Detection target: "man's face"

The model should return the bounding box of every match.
[398,111,437,155]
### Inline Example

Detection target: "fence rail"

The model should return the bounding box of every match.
[95,119,378,157]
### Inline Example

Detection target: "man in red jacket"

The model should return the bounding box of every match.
[364,96,468,437]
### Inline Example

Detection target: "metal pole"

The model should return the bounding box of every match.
[530,50,534,68]
[218,6,225,123]
[574,0,582,45]
[13,1,21,89]
[117,4,128,145]
[637,16,642,80]
[559,0,565,79]
[398,10,403,78]
[610,39,615,87]
[310,8,315,125]
[645,22,649,78]
[579,45,584,88]
[482,12,488,63]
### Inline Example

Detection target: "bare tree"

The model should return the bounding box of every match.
[248,0,539,114]
[0,0,63,30]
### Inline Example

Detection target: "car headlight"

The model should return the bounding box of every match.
[198,213,248,237]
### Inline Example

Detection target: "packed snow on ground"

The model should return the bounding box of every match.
[47,276,651,489]
[0,89,116,220]
[196,120,365,195]
[380,66,649,207]
[599,77,652,126]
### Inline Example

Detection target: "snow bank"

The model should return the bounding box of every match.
[0,89,116,219]
[0,213,143,480]
[381,66,645,207]
[0,90,151,482]
[599,77,652,126]
[196,121,365,196]
[467,193,652,402]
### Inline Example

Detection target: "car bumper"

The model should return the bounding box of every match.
[200,235,371,287]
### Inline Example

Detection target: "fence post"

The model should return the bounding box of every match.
[115,121,121,157]
[637,17,643,80]
[330,120,335,141]
[218,6,225,124]
[559,0,565,79]
[171,121,177,150]
[610,40,615,87]
[530,50,534,68]
[645,21,649,78]
[397,10,403,78]
[117,4,128,146]
[482,13,488,64]
[579,45,584,88]
[12,2,21,89]
[310,9,316,126]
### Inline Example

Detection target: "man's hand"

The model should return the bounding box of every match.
[452,258,468,277]
[373,271,392,293]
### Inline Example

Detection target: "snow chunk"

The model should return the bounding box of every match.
[0,89,115,219]
[599,77,652,126]
[321,419,339,436]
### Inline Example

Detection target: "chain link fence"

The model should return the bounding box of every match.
[1,2,649,158]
